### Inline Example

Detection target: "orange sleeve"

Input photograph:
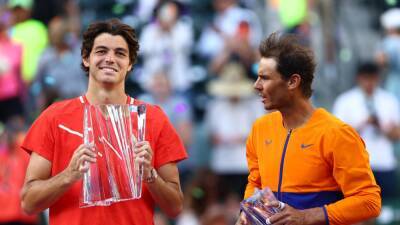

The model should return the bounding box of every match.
[325,124,381,225]
[244,124,261,199]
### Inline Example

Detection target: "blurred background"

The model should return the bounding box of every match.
[1,0,400,225]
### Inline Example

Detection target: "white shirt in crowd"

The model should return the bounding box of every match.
[206,97,264,174]
[139,20,194,92]
[332,87,399,171]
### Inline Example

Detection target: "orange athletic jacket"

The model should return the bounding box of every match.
[244,108,381,225]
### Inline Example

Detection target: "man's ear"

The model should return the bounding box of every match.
[287,74,301,90]
[82,57,89,68]
[128,64,133,72]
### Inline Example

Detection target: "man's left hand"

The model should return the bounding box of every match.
[266,201,325,225]
[134,141,153,180]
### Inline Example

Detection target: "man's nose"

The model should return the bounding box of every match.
[105,53,115,63]
[253,79,260,90]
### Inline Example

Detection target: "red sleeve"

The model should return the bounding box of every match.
[21,107,55,161]
[152,106,187,169]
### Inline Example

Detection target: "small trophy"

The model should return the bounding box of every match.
[240,188,281,225]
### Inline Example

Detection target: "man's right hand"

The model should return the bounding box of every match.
[21,146,96,214]
[235,212,248,225]
[64,144,97,183]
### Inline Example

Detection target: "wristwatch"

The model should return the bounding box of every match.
[145,168,158,183]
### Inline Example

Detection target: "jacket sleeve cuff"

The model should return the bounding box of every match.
[322,205,330,225]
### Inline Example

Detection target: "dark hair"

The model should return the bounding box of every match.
[356,61,380,77]
[80,18,139,73]
[259,32,316,98]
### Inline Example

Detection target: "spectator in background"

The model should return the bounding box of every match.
[0,6,24,122]
[8,0,48,84]
[139,71,194,179]
[333,62,400,224]
[134,0,160,25]
[0,117,39,225]
[375,8,400,102]
[60,0,82,47]
[139,0,194,93]
[32,16,86,113]
[205,62,263,199]
[277,0,311,46]
[196,0,262,74]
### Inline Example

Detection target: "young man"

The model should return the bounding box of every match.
[236,33,381,225]
[20,19,187,225]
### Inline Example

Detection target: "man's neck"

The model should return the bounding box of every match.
[280,99,315,130]
[86,83,127,105]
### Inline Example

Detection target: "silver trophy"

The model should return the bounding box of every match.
[80,104,146,207]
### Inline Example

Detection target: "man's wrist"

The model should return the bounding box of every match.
[145,168,158,183]
[60,170,77,187]
[302,207,327,225]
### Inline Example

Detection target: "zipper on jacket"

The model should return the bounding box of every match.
[277,129,292,201]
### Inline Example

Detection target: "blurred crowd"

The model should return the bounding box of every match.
[1,0,400,225]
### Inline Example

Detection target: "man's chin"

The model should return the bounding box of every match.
[98,79,119,87]
[100,78,115,84]
[264,105,276,111]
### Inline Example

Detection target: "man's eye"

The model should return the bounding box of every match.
[116,52,126,56]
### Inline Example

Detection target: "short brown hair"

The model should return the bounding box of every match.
[259,32,316,98]
[80,18,139,73]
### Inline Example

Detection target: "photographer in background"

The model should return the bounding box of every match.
[333,61,400,224]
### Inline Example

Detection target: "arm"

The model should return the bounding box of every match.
[243,125,261,199]
[134,141,183,218]
[382,96,400,141]
[146,163,183,218]
[135,141,183,218]
[382,122,400,141]
[324,125,381,225]
[21,145,96,214]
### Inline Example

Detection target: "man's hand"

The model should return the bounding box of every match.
[266,201,325,225]
[21,146,96,214]
[235,211,248,225]
[64,144,97,183]
[383,124,400,141]
[134,141,153,180]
